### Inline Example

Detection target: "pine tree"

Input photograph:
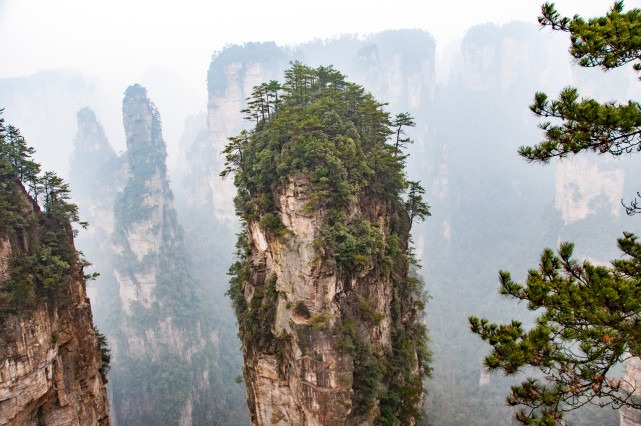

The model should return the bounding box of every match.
[223,63,431,424]
[519,1,641,213]
[405,181,430,229]
[470,235,641,424]
[470,3,641,424]
[392,112,416,156]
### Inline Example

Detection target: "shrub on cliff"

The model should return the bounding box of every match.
[223,62,432,424]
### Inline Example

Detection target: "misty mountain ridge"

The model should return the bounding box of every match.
[1,19,640,425]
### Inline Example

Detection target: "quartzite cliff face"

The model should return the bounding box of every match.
[69,107,124,324]
[106,84,220,425]
[0,178,110,425]
[227,64,430,425]
[193,32,436,225]
[242,179,417,425]
[620,358,641,426]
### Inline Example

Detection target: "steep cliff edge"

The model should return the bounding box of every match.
[621,358,641,426]
[0,118,110,425]
[193,32,436,225]
[69,107,124,322]
[226,64,430,425]
[200,42,289,223]
[106,84,222,425]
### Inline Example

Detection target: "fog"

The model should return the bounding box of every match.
[3,1,641,424]
[0,0,623,164]
[0,1,617,80]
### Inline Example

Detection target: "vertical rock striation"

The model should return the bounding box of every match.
[226,64,430,425]
[69,107,125,314]
[201,43,289,223]
[620,359,641,426]
[0,70,101,176]
[106,84,219,425]
[0,178,110,425]
[193,32,437,226]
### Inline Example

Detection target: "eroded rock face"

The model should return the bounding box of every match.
[620,358,641,426]
[460,23,545,92]
[204,44,288,223]
[0,280,110,426]
[107,84,218,425]
[554,157,624,224]
[239,177,422,425]
[0,184,109,426]
[194,33,436,226]
[242,178,355,425]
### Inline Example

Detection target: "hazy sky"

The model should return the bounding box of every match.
[0,0,634,87]
[0,0,638,171]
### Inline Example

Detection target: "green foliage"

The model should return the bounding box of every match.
[522,2,641,213]
[113,354,191,425]
[220,130,249,180]
[221,62,426,227]
[357,300,384,325]
[227,257,280,351]
[2,123,40,187]
[392,112,416,155]
[468,4,641,423]
[323,218,386,276]
[309,312,333,331]
[94,326,111,382]
[336,319,357,354]
[470,234,641,423]
[241,80,282,124]
[539,1,641,70]
[224,63,431,423]
[351,338,386,416]
[405,181,431,229]
[293,300,311,318]
[381,270,433,425]
[522,87,641,161]
[259,212,286,235]
[0,111,90,315]
[0,111,83,227]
